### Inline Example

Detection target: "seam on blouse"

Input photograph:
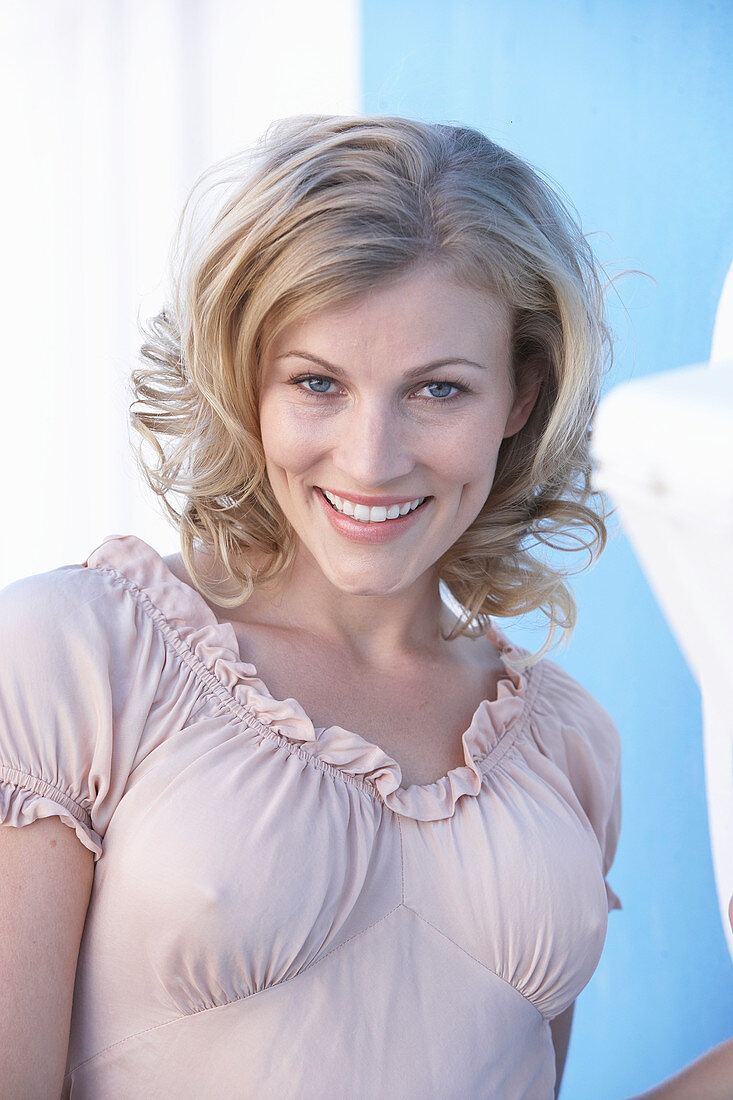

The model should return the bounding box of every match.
[396,814,406,905]
[90,566,381,805]
[67,902,404,1076]
[0,764,92,824]
[403,904,548,1021]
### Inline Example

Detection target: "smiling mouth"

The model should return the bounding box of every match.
[318,488,429,524]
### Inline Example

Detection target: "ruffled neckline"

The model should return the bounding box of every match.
[85,534,533,822]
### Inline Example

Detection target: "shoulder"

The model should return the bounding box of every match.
[0,553,169,858]
[493,625,620,769]
[531,656,619,742]
[530,656,621,772]
[2,558,119,613]
[0,550,169,707]
[0,541,176,748]
[488,624,620,776]
[496,641,622,896]
[490,625,621,791]
[0,559,144,659]
[525,656,622,860]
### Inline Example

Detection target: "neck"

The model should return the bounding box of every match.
[194,542,458,666]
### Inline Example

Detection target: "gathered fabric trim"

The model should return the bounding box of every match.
[0,766,104,858]
[89,566,380,801]
[85,535,539,821]
[0,764,91,822]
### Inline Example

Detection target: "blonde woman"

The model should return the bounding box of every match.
[2,116,622,1099]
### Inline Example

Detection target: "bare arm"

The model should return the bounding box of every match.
[0,817,94,1100]
[629,1038,733,1100]
[550,1000,575,1097]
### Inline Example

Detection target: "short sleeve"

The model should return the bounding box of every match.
[0,563,163,860]
[528,657,622,912]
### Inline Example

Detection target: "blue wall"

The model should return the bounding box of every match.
[361,3,733,1096]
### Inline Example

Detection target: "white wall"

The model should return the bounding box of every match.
[0,0,360,584]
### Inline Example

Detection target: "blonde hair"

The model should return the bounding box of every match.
[132,114,611,658]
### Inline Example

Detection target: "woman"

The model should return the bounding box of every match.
[1,115,621,1098]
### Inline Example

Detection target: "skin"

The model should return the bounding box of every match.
[252,262,584,1084]
[629,1039,733,1099]
[3,262,729,1096]
[0,816,94,1097]
[159,262,581,1086]
[551,1003,575,1097]
[0,263,569,1094]
[173,264,543,791]
[254,263,540,662]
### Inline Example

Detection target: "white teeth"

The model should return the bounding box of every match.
[322,490,426,523]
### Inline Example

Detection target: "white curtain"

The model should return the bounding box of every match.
[0,0,360,584]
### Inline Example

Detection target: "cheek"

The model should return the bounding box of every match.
[429,426,503,491]
[259,400,322,481]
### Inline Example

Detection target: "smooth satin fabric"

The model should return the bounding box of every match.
[0,535,621,1099]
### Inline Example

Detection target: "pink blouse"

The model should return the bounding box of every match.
[0,534,621,1099]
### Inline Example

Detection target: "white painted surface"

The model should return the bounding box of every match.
[0,0,360,584]
[592,260,733,958]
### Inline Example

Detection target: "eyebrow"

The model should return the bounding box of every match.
[276,350,487,381]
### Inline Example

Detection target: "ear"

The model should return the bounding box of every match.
[503,363,543,439]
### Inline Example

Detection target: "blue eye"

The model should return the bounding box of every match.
[423,381,456,399]
[415,380,468,400]
[287,373,470,401]
[290,375,335,394]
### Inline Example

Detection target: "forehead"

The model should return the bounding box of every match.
[267,265,513,366]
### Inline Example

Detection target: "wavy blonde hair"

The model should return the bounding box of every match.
[132,114,611,657]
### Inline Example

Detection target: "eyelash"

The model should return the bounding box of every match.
[286,373,472,402]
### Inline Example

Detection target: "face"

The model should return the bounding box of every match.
[258,264,539,598]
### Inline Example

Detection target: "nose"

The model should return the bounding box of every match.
[330,402,415,488]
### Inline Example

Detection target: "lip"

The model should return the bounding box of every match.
[315,487,429,543]
[316,487,431,507]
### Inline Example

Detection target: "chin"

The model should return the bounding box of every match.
[323,567,419,598]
